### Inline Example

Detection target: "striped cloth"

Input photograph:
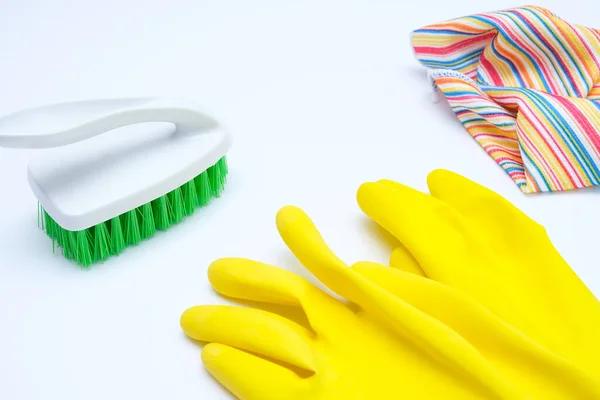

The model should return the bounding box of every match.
[412,6,600,193]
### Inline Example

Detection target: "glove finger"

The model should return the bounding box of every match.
[275,206,521,399]
[209,257,308,308]
[390,246,427,277]
[208,257,359,341]
[276,205,355,295]
[359,181,427,277]
[181,305,315,372]
[356,181,468,280]
[201,343,309,400]
[275,205,403,308]
[426,169,542,235]
[351,261,520,346]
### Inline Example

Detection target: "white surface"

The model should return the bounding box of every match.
[0,97,231,230]
[0,1,599,399]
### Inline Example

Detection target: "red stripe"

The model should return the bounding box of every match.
[489,151,523,160]
[473,132,517,141]
[414,31,496,55]
[489,148,523,157]
[481,112,514,118]
[479,55,504,85]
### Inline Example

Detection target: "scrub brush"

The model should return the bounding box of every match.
[0,98,232,267]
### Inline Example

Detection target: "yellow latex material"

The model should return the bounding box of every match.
[180,204,600,399]
[356,170,600,373]
[181,207,526,400]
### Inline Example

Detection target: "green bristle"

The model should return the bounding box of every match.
[43,212,55,253]
[219,156,229,176]
[207,162,221,197]
[94,223,111,262]
[124,209,142,246]
[75,230,93,267]
[51,222,60,243]
[136,206,144,227]
[58,226,69,254]
[119,212,127,227]
[169,188,185,224]
[59,230,68,258]
[140,203,156,240]
[183,180,198,216]
[110,216,125,255]
[207,158,227,197]
[66,231,78,260]
[39,155,229,266]
[44,211,56,241]
[195,171,212,206]
[152,196,170,231]
[42,210,57,254]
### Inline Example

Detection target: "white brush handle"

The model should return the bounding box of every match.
[0,97,222,148]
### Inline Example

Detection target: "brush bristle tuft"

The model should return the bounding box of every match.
[40,156,229,267]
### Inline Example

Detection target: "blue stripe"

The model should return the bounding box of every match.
[419,49,483,68]
[459,116,511,126]
[459,115,516,128]
[445,91,479,97]
[504,167,525,173]
[420,59,477,70]
[413,29,480,36]
[479,111,513,116]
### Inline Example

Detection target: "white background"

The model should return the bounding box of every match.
[1,0,599,399]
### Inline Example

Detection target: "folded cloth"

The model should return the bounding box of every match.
[412,5,600,193]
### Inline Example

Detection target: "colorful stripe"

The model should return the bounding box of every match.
[412,6,600,193]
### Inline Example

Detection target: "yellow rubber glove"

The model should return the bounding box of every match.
[356,169,600,372]
[180,207,526,400]
[277,206,600,399]
[180,206,600,399]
